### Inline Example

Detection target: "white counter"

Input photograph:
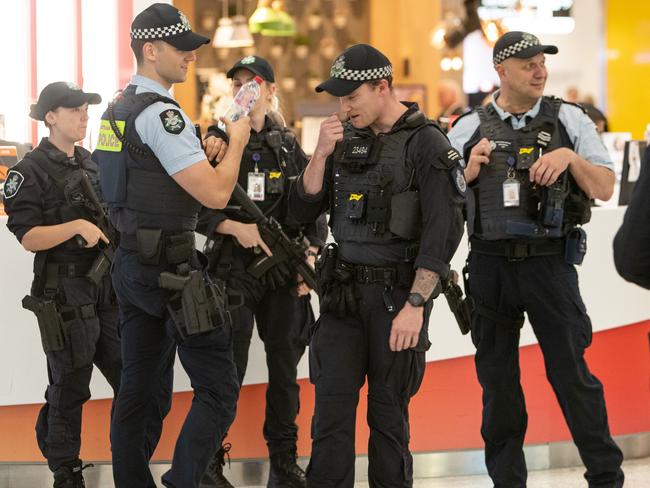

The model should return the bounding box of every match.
[1,206,648,406]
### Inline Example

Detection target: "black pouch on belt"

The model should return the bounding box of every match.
[565,227,587,265]
[136,228,163,265]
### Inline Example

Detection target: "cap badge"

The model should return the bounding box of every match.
[179,12,191,30]
[241,56,256,65]
[66,82,81,91]
[330,55,346,77]
[522,33,538,44]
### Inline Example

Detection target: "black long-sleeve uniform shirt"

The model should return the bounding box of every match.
[288,104,466,277]
[3,138,100,263]
[614,145,650,289]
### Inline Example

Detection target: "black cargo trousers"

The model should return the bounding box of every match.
[34,269,121,472]
[306,283,432,488]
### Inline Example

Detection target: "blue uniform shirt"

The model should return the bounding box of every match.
[448,91,614,172]
[131,74,205,175]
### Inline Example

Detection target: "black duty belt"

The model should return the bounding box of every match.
[470,238,564,261]
[46,261,94,278]
[120,230,196,266]
[341,261,415,288]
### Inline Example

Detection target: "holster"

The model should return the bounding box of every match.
[315,244,359,318]
[22,295,66,352]
[441,270,474,335]
[159,263,233,339]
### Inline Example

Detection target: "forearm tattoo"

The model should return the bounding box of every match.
[410,268,440,300]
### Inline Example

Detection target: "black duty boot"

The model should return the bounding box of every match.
[200,443,234,488]
[268,448,306,488]
[53,460,92,488]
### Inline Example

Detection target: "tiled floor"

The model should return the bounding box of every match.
[0,457,647,488]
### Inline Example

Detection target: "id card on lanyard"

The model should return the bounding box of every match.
[502,155,520,207]
[248,152,265,201]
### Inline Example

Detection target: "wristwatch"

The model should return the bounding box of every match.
[407,292,426,307]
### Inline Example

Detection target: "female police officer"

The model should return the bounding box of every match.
[199,56,326,488]
[3,81,121,488]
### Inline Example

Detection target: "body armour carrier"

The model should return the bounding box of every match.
[26,145,99,254]
[330,111,434,244]
[234,121,301,228]
[472,96,591,241]
[92,85,201,233]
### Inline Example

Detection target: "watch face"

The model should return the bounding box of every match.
[408,293,425,307]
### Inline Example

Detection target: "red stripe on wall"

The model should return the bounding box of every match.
[75,0,83,87]
[0,320,648,462]
[29,0,38,147]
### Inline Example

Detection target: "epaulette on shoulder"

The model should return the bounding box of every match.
[559,98,588,114]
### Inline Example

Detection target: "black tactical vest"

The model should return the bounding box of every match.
[26,144,99,255]
[93,85,201,233]
[233,120,301,227]
[329,112,432,244]
[471,96,591,241]
[20,144,102,283]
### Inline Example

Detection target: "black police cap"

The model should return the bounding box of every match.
[29,81,101,121]
[226,56,275,83]
[131,3,210,51]
[493,31,558,65]
[316,44,393,97]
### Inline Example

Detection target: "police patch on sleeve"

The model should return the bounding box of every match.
[3,170,24,199]
[452,168,467,196]
[159,109,186,135]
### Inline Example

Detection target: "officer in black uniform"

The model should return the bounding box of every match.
[289,44,466,488]
[614,145,650,289]
[448,31,624,487]
[92,4,251,487]
[198,56,326,488]
[3,81,121,488]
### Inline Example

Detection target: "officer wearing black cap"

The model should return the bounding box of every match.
[289,44,465,487]
[448,31,624,487]
[92,3,251,487]
[3,81,121,488]
[198,55,327,488]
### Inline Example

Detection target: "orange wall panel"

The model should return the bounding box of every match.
[1,320,648,462]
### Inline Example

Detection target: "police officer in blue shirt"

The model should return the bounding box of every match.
[92,4,251,487]
[448,31,624,488]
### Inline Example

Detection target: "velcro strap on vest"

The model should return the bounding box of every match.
[470,238,564,261]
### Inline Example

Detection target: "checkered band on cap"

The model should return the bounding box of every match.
[336,65,393,81]
[131,21,191,40]
[493,38,540,65]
